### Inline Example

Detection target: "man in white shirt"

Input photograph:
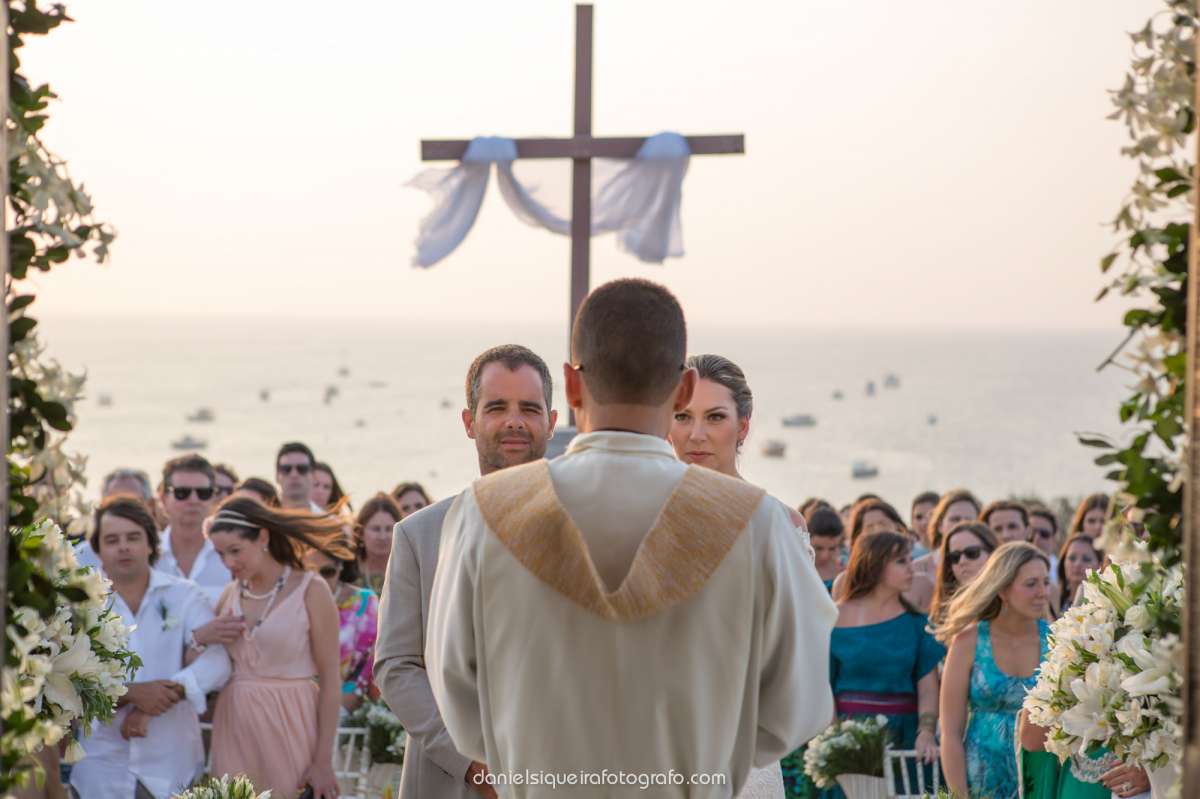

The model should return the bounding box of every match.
[154,454,231,605]
[427,279,836,798]
[71,495,231,799]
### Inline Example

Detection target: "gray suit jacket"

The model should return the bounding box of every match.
[374,495,475,799]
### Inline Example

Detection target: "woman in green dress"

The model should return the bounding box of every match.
[1017,708,1151,797]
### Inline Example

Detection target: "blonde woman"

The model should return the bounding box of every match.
[936,543,1050,799]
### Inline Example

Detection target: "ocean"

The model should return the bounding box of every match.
[37,315,1131,514]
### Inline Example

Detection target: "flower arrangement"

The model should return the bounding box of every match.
[174,774,270,799]
[1024,550,1183,771]
[2,519,140,793]
[802,715,889,789]
[345,698,407,765]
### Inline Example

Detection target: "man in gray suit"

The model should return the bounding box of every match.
[375,345,558,799]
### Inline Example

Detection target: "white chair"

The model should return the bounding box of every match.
[883,746,941,799]
[198,722,374,799]
[334,726,372,799]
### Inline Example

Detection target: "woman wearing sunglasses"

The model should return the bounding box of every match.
[304,542,380,713]
[929,523,999,626]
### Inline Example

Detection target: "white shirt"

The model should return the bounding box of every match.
[427,430,837,797]
[71,569,231,799]
[155,526,232,606]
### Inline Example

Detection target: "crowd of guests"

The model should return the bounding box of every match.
[780,485,1143,799]
[65,447,432,799]
[56,338,1137,799]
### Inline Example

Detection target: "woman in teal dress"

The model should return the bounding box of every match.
[786,530,944,798]
[936,542,1052,799]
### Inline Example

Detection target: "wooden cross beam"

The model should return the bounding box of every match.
[420,4,745,357]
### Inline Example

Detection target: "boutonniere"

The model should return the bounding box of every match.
[158,599,179,632]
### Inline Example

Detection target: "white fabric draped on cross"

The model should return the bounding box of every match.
[408,132,691,268]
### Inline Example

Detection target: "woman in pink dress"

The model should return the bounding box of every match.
[204,496,351,799]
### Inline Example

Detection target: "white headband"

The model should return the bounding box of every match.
[210,510,259,529]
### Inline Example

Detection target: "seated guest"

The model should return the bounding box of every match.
[391,481,433,519]
[304,543,380,712]
[980,500,1030,544]
[356,492,404,594]
[235,477,280,507]
[937,543,1050,799]
[809,507,845,592]
[1027,506,1061,582]
[155,455,230,606]
[929,523,999,626]
[71,496,231,799]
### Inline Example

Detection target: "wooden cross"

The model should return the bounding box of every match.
[420,3,745,353]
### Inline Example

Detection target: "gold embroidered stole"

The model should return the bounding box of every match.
[472,459,765,622]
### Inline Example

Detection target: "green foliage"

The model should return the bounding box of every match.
[6,0,115,528]
[1082,2,1194,564]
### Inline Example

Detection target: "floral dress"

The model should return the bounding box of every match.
[965,619,1050,799]
[338,586,379,698]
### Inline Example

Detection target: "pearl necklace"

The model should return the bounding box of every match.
[240,566,290,632]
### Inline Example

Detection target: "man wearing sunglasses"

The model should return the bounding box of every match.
[155,454,230,606]
[275,441,322,512]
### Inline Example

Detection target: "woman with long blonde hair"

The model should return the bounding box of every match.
[205,496,353,799]
[937,543,1050,799]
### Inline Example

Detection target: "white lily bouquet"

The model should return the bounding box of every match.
[803,714,889,789]
[345,698,407,765]
[2,520,140,792]
[175,774,270,799]
[1024,550,1183,772]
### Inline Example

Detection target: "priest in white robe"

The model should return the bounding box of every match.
[427,279,837,798]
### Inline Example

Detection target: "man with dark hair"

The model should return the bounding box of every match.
[156,454,229,605]
[426,279,836,797]
[275,441,319,511]
[376,344,556,799]
[981,499,1031,544]
[71,496,230,799]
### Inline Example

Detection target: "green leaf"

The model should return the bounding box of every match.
[7,295,35,313]
[1100,253,1118,273]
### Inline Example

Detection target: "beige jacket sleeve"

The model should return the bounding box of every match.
[374,513,473,781]
[754,498,839,766]
[425,493,488,764]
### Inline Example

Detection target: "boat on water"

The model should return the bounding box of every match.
[928,414,938,426]
[171,435,207,451]
[884,373,900,389]
[865,381,876,397]
[186,407,215,423]
[832,390,844,401]
[439,398,453,409]
[259,388,270,402]
[337,366,350,378]
[761,439,787,458]
[781,414,817,428]
[367,380,387,389]
[323,385,339,405]
[851,460,879,479]
[97,393,113,407]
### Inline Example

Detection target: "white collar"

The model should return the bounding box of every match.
[566,430,677,459]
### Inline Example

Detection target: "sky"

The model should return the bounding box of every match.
[19,0,1162,330]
